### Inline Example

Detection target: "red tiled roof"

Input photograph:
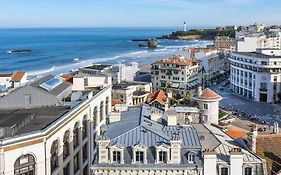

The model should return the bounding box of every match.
[112,99,122,106]
[256,134,281,174]
[199,88,222,100]
[0,73,12,77]
[225,125,247,139]
[61,76,73,84]
[146,90,168,105]
[11,71,25,82]
[155,58,200,66]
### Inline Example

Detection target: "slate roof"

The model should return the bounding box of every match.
[101,106,202,166]
[30,75,72,96]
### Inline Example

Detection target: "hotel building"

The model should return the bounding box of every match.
[151,56,201,97]
[0,75,111,175]
[229,48,281,102]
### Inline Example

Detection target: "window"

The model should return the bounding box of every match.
[14,154,36,175]
[63,163,70,175]
[82,117,87,139]
[135,151,144,163]
[158,151,167,163]
[93,107,97,127]
[63,131,70,159]
[221,167,229,175]
[203,103,208,110]
[100,101,104,122]
[83,144,88,162]
[24,94,31,105]
[244,167,252,175]
[74,152,80,173]
[73,123,79,148]
[203,115,208,122]
[105,97,109,115]
[50,140,59,173]
[188,153,195,163]
[112,151,121,163]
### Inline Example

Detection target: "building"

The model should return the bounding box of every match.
[0,71,27,90]
[214,36,236,51]
[0,74,112,175]
[146,90,169,111]
[229,49,281,102]
[78,62,139,84]
[151,56,201,97]
[112,81,151,106]
[236,29,281,52]
[189,48,227,83]
[92,104,266,175]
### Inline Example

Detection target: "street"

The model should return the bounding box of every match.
[209,80,281,127]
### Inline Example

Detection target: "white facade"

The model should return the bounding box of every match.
[0,85,112,175]
[230,49,281,102]
[111,62,139,84]
[236,29,281,52]
[0,75,12,89]
[112,82,151,106]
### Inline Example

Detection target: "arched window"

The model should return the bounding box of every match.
[73,122,79,148]
[50,140,59,173]
[14,154,36,175]
[82,116,88,139]
[93,106,98,127]
[100,101,104,122]
[105,97,109,115]
[63,131,70,160]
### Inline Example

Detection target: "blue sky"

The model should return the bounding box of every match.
[0,0,280,28]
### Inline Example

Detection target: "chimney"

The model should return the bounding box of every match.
[247,128,258,152]
[230,148,243,175]
[197,85,203,97]
[273,122,279,134]
[203,149,217,175]
[97,137,110,164]
[169,137,182,164]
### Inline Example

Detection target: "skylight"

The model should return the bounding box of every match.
[39,77,63,92]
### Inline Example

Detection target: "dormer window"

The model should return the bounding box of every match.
[112,151,121,163]
[135,151,144,163]
[220,167,229,175]
[188,153,195,164]
[158,151,167,163]
[244,167,252,175]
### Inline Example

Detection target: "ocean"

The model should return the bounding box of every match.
[0,28,213,75]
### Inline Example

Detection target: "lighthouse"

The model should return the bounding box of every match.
[183,22,187,32]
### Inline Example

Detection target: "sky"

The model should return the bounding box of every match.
[0,0,281,28]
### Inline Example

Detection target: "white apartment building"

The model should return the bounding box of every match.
[229,48,281,102]
[0,75,112,175]
[0,71,27,91]
[236,29,281,52]
[189,48,227,83]
[151,56,201,97]
[78,62,139,85]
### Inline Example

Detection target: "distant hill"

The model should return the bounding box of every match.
[157,29,235,40]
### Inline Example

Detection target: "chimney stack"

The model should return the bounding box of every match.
[247,128,258,152]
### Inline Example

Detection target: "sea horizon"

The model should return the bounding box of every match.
[0,27,213,76]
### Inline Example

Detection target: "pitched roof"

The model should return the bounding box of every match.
[146,90,167,105]
[11,71,25,82]
[112,98,122,106]
[225,125,247,139]
[199,88,222,101]
[61,76,73,84]
[0,73,12,77]
[256,134,281,175]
